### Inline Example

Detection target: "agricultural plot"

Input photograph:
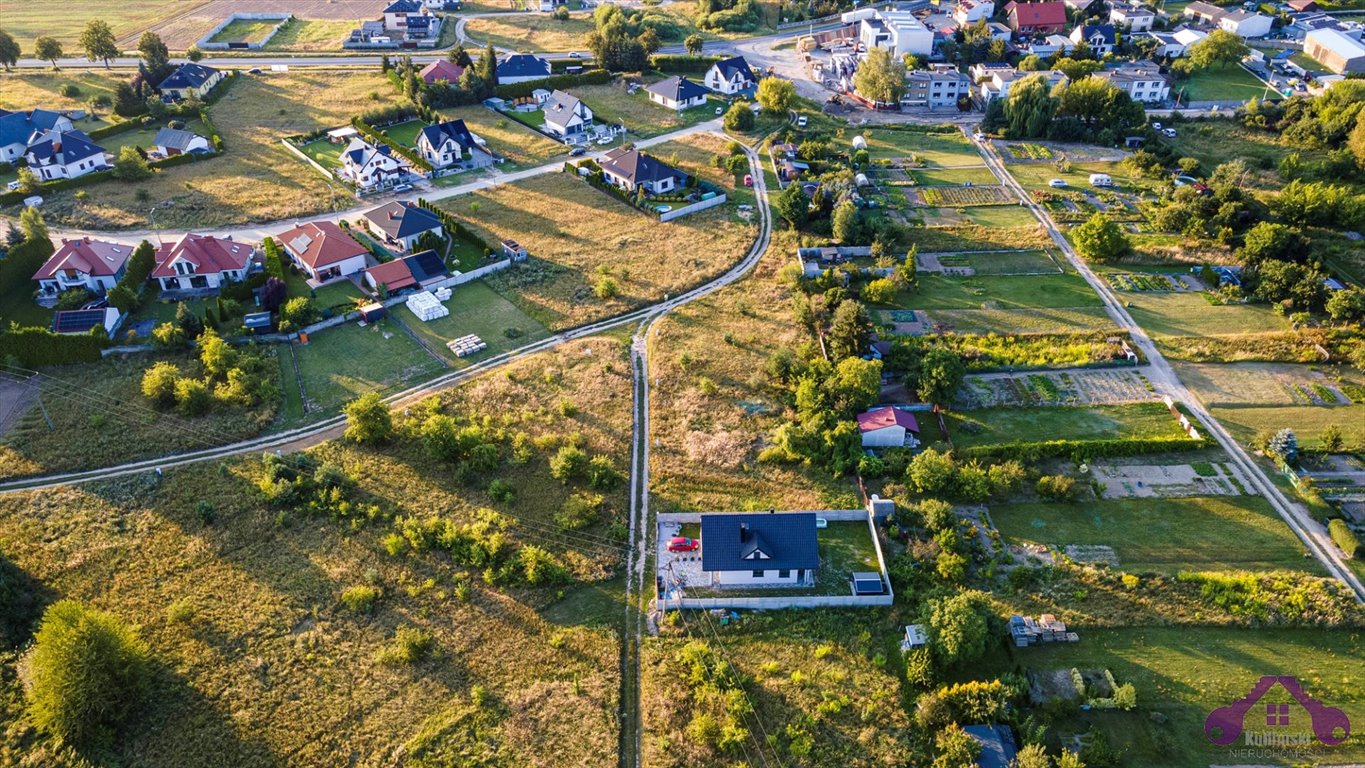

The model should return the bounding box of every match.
[1002,142,1054,161]
[990,496,1318,574]
[915,204,1038,229]
[208,17,280,44]
[947,402,1186,448]
[932,249,1062,276]
[1091,461,1254,499]
[1212,405,1365,451]
[954,369,1156,409]
[859,127,981,166]
[464,13,597,52]
[914,307,1118,335]
[1124,292,1291,337]
[879,272,1109,335]
[906,223,1053,253]
[259,19,355,51]
[908,167,1000,186]
[1103,272,1200,292]
[915,185,1015,206]
[1176,362,1359,407]
[0,0,202,46]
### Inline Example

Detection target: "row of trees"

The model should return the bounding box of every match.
[982,72,1145,146]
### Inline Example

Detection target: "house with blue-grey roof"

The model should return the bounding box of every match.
[416,119,493,170]
[700,512,819,587]
[1069,23,1116,55]
[25,130,108,181]
[705,56,758,95]
[156,63,224,101]
[646,76,709,111]
[362,200,445,251]
[0,108,74,164]
[496,53,552,84]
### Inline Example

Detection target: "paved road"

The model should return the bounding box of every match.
[969,131,1365,603]
[42,117,724,245]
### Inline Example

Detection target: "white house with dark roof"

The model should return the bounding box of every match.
[1109,2,1155,31]
[339,137,412,191]
[646,76,709,111]
[496,53,552,84]
[416,119,492,170]
[362,201,445,251]
[32,238,132,297]
[704,56,758,95]
[857,407,921,448]
[24,130,108,181]
[597,147,685,195]
[1070,23,1116,55]
[1147,27,1208,57]
[156,63,224,101]
[152,234,255,293]
[1219,9,1274,37]
[152,127,211,157]
[384,0,425,31]
[700,512,820,587]
[0,108,73,163]
[1094,61,1170,102]
[542,90,594,139]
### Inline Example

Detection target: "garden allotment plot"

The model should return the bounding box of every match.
[877,271,1114,334]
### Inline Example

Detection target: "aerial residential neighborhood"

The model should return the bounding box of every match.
[0,0,1362,766]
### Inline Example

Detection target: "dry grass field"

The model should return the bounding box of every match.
[1,69,407,230]
[0,339,629,767]
[464,13,597,52]
[0,0,208,47]
[439,161,756,330]
[147,0,385,48]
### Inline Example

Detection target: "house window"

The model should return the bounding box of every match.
[752,569,764,578]
[778,569,790,578]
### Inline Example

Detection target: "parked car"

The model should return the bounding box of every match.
[596,136,613,145]
[796,115,808,128]
[715,106,724,115]
[666,536,699,552]
[5,181,19,191]
[569,52,582,58]
[392,183,413,193]
[569,147,586,156]
[1163,128,1177,138]
[815,517,828,529]
[1048,178,1067,188]
[1152,121,1163,130]
[248,68,263,74]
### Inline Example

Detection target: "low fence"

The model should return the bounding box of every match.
[657,509,868,524]
[196,13,293,51]
[659,193,728,222]
[279,138,341,185]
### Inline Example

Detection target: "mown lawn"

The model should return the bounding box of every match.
[260,19,354,51]
[909,167,1000,186]
[1211,404,1365,450]
[897,273,1103,311]
[571,78,723,138]
[208,17,279,44]
[1173,65,1272,103]
[947,402,1184,448]
[394,280,552,365]
[291,317,446,413]
[1123,292,1291,337]
[861,127,980,166]
[436,105,569,170]
[991,496,1318,574]
[972,627,1365,768]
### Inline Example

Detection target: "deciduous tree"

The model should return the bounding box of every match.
[1072,212,1129,261]
[344,391,394,444]
[79,20,119,68]
[853,47,904,105]
[34,36,63,69]
[0,28,19,71]
[756,76,795,115]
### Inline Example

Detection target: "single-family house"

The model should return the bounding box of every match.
[1286,12,1346,40]
[542,90,594,139]
[1070,23,1117,55]
[496,53,552,84]
[24,130,108,181]
[384,0,425,31]
[1287,0,1319,9]
[340,137,412,191]
[363,249,449,294]
[416,119,493,170]
[980,68,1068,102]
[1305,28,1365,73]
[858,10,934,56]
[1062,0,1096,12]
[645,76,709,111]
[699,512,819,588]
[963,724,1019,768]
[420,59,466,84]
[1183,0,1228,24]
[857,407,921,448]
[363,200,445,251]
[152,127,211,157]
[1024,33,1077,57]
[987,21,1014,41]
[597,147,686,195]
[32,238,132,297]
[704,56,758,95]
[1094,61,1171,102]
[1109,2,1156,31]
[954,0,996,25]
[902,68,972,108]
[1219,10,1274,37]
[276,220,371,282]
[1006,1,1068,34]
[969,62,1015,82]
[0,108,72,163]
[152,234,255,293]
[156,63,224,101]
[405,13,438,40]
[1148,27,1208,56]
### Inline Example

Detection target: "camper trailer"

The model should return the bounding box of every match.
[1089,173,1113,187]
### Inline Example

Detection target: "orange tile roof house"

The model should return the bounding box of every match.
[33,238,134,298]
[420,59,466,83]
[276,221,371,282]
[1006,1,1069,34]
[151,234,256,294]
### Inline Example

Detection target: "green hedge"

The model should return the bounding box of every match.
[414,197,498,257]
[262,237,286,281]
[351,116,433,173]
[0,237,55,297]
[1329,519,1363,559]
[87,119,142,141]
[649,55,722,74]
[0,327,109,367]
[959,437,1207,463]
[494,69,611,100]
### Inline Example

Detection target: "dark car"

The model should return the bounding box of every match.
[569,147,586,157]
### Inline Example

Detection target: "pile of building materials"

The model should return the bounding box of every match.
[433,286,453,302]
[447,334,487,357]
[405,290,448,322]
[1010,614,1079,647]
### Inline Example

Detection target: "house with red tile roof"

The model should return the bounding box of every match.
[857,407,922,448]
[276,220,371,282]
[152,234,257,294]
[420,59,465,84]
[1006,1,1068,34]
[33,238,134,298]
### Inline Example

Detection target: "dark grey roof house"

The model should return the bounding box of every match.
[700,512,819,587]
[598,147,686,195]
[496,53,552,84]
[362,201,445,250]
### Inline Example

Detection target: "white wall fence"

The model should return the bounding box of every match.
[659,193,728,222]
[280,139,342,185]
[196,13,293,50]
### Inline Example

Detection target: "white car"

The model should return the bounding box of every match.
[1164,128,1177,138]
[796,115,808,128]
[596,135,613,145]
[1048,179,1067,188]
[1152,122,1163,130]
[715,106,723,115]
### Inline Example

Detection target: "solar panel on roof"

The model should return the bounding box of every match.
[52,309,106,334]
[406,249,448,282]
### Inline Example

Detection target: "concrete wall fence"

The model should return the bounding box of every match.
[659,193,728,222]
[197,13,294,51]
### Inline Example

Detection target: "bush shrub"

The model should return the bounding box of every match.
[376,625,435,665]
[1329,519,1362,559]
[340,584,381,614]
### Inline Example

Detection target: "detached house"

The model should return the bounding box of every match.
[25,130,108,181]
[700,512,819,588]
[1148,27,1207,56]
[383,0,425,31]
[420,59,465,84]
[954,0,996,25]
[496,53,552,84]
[1095,61,1171,102]
[362,201,445,252]
[542,90,594,140]
[33,238,132,298]
[645,76,709,111]
[1109,2,1156,31]
[152,127,211,157]
[902,68,972,108]
[704,56,757,95]
[157,63,224,101]
[1070,23,1117,55]
[597,147,685,195]
[277,220,370,282]
[1006,1,1068,34]
[339,137,412,192]
[1219,10,1274,37]
[152,234,255,294]
[416,119,492,170]
[857,407,921,448]
[0,108,73,163]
